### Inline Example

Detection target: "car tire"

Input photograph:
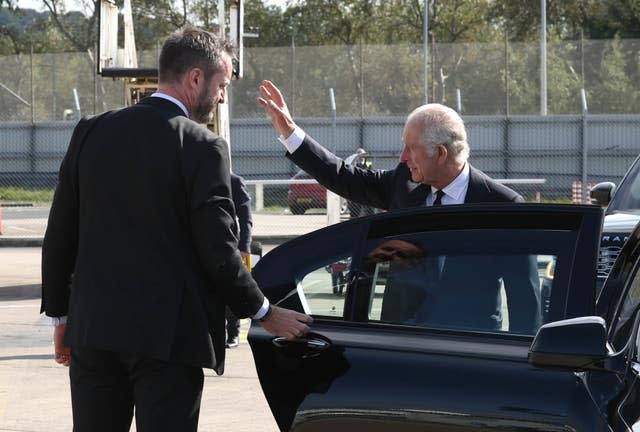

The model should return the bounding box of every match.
[290,204,307,215]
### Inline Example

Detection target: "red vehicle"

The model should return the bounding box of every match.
[287,152,374,215]
[287,170,327,215]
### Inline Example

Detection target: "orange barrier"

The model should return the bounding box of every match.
[572,181,594,204]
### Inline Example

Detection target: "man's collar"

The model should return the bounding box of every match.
[151,92,189,117]
[431,162,469,201]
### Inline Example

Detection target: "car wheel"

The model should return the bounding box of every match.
[290,204,307,215]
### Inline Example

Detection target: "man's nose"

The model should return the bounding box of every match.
[399,146,408,162]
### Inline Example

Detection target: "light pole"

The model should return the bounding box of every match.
[540,0,547,115]
[423,0,429,104]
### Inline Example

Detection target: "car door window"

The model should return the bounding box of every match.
[611,265,640,350]
[359,229,570,336]
[297,256,351,318]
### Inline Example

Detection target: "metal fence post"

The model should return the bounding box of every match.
[580,88,589,203]
[327,88,340,225]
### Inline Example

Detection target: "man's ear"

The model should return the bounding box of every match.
[436,144,448,163]
[185,67,205,91]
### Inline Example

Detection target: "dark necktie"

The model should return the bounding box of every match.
[432,190,445,206]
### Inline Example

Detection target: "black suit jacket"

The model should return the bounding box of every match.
[287,135,524,209]
[288,135,540,333]
[41,97,264,373]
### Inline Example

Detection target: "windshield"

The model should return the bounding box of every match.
[608,157,640,214]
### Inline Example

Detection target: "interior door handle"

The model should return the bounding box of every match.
[272,336,331,358]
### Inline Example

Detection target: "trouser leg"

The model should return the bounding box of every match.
[69,347,134,432]
[127,355,204,432]
[225,306,240,338]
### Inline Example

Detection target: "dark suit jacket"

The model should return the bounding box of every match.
[40,97,264,374]
[288,135,541,334]
[230,173,253,253]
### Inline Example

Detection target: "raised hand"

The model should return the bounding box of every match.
[257,80,297,139]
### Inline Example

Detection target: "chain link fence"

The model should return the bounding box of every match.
[1,39,639,240]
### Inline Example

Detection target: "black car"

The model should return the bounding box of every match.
[248,203,640,432]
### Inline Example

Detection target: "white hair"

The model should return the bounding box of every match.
[405,104,470,163]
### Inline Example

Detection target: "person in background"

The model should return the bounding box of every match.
[40,30,311,432]
[225,172,253,348]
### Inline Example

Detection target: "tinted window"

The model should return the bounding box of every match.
[359,229,573,335]
[609,158,640,212]
[612,265,640,350]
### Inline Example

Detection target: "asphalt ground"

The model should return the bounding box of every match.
[0,246,282,432]
[0,207,334,245]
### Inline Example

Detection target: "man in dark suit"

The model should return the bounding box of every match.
[40,30,312,432]
[225,172,253,348]
[257,80,540,334]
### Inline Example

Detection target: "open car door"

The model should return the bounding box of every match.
[249,204,604,431]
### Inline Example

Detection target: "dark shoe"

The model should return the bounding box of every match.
[225,336,239,348]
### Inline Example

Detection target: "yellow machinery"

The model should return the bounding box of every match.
[97,0,243,139]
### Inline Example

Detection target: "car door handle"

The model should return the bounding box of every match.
[272,336,331,358]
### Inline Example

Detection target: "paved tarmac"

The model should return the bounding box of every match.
[0,247,281,432]
[0,207,334,245]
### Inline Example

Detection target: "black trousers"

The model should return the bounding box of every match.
[225,306,240,338]
[69,347,203,432]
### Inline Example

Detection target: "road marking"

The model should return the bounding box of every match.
[0,304,40,308]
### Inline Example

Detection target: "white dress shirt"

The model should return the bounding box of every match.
[426,162,470,206]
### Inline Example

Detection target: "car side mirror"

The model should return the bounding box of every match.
[590,182,616,207]
[528,316,609,371]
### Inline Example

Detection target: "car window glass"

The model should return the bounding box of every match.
[635,320,640,362]
[297,256,351,318]
[609,159,640,212]
[612,266,640,350]
[360,230,568,336]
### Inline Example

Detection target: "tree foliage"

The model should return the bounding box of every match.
[0,0,638,117]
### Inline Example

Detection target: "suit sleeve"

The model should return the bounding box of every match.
[287,135,395,210]
[502,255,542,334]
[188,137,263,318]
[230,174,253,253]
[40,118,89,316]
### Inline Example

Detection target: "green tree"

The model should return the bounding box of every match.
[589,37,639,112]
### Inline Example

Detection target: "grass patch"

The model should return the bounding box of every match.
[0,187,55,205]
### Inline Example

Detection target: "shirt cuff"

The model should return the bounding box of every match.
[50,316,67,326]
[278,126,305,154]
[252,297,271,320]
